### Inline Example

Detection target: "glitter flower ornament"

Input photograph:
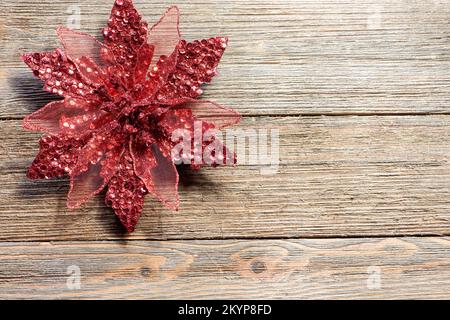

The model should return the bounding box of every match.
[22,0,240,232]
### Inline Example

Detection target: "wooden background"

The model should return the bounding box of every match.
[1,0,450,299]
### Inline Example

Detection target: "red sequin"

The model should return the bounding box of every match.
[105,149,147,232]
[22,49,97,99]
[22,0,240,232]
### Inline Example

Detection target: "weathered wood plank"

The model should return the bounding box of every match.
[1,116,450,240]
[1,0,450,117]
[0,237,449,299]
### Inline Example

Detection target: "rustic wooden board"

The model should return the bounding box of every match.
[2,0,450,117]
[1,115,450,241]
[0,237,449,299]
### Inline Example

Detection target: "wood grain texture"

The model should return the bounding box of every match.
[1,0,450,299]
[2,116,450,240]
[0,237,449,299]
[2,0,450,117]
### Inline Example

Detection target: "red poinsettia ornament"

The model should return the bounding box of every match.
[22,1,240,232]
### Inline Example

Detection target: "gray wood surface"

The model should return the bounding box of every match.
[1,238,449,299]
[2,0,450,117]
[1,0,450,299]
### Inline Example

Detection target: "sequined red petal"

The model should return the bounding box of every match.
[140,48,179,101]
[103,0,148,74]
[27,134,89,180]
[22,50,96,98]
[159,107,237,169]
[133,43,154,85]
[106,149,147,232]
